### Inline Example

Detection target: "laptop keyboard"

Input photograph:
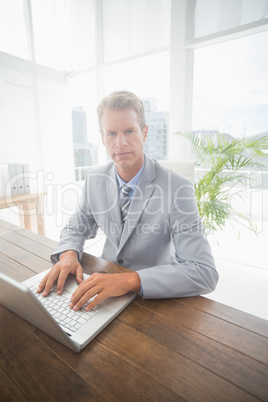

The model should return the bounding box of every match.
[28,283,102,334]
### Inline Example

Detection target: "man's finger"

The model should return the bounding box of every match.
[70,286,97,310]
[36,273,49,293]
[84,293,103,311]
[56,270,70,295]
[70,284,99,311]
[71,275,93,299]
[42,269,60,296]
[76,264,84,284]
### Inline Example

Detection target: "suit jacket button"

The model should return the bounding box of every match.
[117,259,124,265]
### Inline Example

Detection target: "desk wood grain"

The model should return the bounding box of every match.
[0,219,268,402]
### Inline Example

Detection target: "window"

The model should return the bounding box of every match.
[68,71,99,179]
[192,29,268,270]
[31,0,95,70]
[103,52,170,108]
[102,0,170,61]
[194,0,268,38]
[192,31,268,139]
[0,0,29,59]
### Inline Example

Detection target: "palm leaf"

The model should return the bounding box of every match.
[178,131,268,236]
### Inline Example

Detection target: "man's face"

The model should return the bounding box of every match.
[101,108,148,179]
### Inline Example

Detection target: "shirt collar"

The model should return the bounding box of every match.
[116,158,145,190]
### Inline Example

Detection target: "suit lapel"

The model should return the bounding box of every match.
[118,155,156,253]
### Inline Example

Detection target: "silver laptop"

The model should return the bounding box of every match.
[0,269,136,352]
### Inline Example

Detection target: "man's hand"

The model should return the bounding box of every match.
[69,272,141,311]
[37,250,84,296]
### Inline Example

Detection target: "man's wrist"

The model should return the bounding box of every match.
[59,250,79,261]
[127,272,141,293]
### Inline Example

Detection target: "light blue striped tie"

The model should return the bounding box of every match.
[121,184,132,224]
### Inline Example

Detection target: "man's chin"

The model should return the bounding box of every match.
[114,160,131,169]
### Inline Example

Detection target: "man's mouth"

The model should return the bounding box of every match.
[115,151,131,156]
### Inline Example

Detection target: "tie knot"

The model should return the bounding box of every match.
[122,184,132,196]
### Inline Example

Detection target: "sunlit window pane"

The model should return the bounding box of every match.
[31,0,95,70]
[102,0,171,62]
[103,52,170,109]
[194,0,268,38]
[192,31,268,138]
[68,72,99,178]
[0,0,29,59]
[192,30,268,267]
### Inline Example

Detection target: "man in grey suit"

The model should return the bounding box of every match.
[38,90,218,312]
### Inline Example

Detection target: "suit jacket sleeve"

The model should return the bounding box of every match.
[50,179,98,264]
[137,180,219,299]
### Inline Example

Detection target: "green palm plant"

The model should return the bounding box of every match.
[178,132,268,236]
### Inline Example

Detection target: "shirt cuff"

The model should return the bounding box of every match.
[138,281,144,297]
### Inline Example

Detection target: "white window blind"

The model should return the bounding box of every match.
[0,53,74,183]
[0,0,29,59]
[0,56,38,168]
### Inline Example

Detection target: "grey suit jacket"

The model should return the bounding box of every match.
[51,154,219,298]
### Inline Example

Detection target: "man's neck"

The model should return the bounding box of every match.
[116,168,138,183]
[116,160,144,183]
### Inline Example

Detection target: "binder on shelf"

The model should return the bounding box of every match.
[22,164,30,194]
[0,164,10,198]
[8,163,18,196]
[0,162,31,198]
[17,163,25,195]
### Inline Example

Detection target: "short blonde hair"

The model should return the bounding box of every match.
[97,90,146,132]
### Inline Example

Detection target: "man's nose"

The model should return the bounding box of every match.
[116,133,127,147]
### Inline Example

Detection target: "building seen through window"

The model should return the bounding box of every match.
[142,98,169,161]
[72,106,98,181]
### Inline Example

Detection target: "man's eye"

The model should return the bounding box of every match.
[107,132,116,136]
[126,130,134,134]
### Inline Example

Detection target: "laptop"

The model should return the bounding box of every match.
[0,269,136,353]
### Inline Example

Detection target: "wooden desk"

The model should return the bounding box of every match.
[0,219,268,402]
[0,193,46,235]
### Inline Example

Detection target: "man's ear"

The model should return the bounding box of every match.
[143,125,148,142]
